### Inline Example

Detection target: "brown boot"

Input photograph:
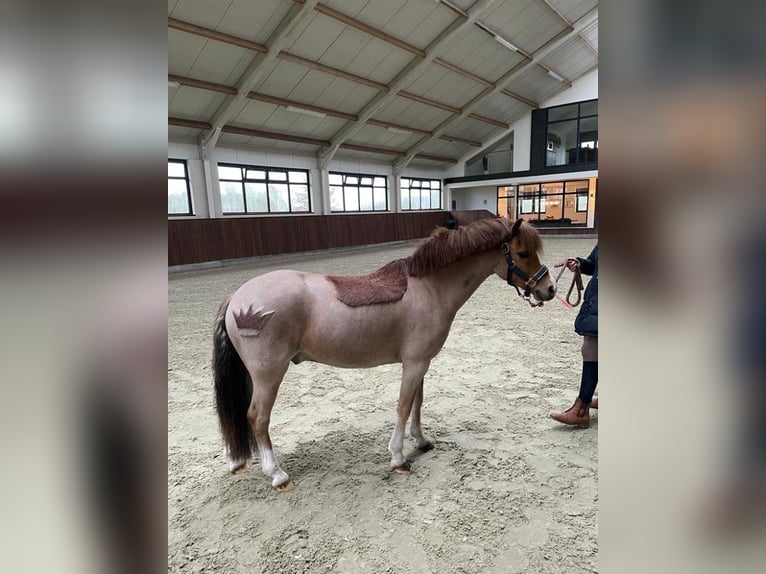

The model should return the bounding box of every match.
[550,398,591,427]
[590,397,598,409]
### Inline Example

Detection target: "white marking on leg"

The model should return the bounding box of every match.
[224,445,247,473]
[259,447,289,487]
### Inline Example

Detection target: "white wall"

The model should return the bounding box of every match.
[167,140,450,218]
[450,185,497,212]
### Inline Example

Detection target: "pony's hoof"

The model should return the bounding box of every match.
[392,462,412,474]
[231,464,248,475]
[274,479,295,492]
[418,442,434,452]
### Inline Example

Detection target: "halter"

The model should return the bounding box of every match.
[501,242,550,307]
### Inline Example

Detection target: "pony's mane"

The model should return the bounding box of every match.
[406,218,541,277]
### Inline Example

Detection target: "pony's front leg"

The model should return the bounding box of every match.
[409,378,434,451]
[389,361,430,473]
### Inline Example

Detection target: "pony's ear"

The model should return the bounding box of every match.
[511,217,524,239]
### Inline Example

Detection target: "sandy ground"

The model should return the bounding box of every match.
[168,235,598,573]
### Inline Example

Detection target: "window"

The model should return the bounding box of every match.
[168,159,193,216]
[401,177,441,211]
[545,99,598,167]
[508,179,590,225]
[218,163,311,214]
[329,172,388,212]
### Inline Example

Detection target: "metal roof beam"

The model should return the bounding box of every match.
[317,0,501,168]
[200,0,320,151]
[394,7,598,172]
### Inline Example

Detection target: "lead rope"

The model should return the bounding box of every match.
[553,260,583,308]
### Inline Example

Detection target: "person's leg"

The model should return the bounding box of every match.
[551,336,598,427]
[578,336,598,404]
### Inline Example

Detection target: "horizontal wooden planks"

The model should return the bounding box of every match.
[168,212,450,266]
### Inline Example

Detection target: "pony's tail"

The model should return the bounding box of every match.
[213,295,255,464]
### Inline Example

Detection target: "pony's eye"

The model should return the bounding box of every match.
[517,251,529,259]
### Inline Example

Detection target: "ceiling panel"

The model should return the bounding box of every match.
[542,38,597,80]
[233,99,347,138]
[488,0,564,54]
[418,138,471,159]
[168,0,234,29]
[445,116,497,142]
[252,59,312,99]
[169,86,224,120]
[478,92,531,124]
[505,65,553,102]
[284,12,346,60]
[187,41,253,86]
[441,28,523,84]
[168,125,201,140]
[346,124,422,150]
[366,49,416,85]
[168,29,208,77]
[317,25,373,71]
[311,80,377,114]
[375,97,452,132]
[581,21,598,51]
[323,0,371,19]
[216,0,290,44]
[355,0,408,28]
[427,76,487,110]
[548,0,598,24]
[380,0,448,49]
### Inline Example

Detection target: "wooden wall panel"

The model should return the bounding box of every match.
[169,212,450,266]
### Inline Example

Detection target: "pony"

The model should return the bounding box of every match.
[213,217,555,491]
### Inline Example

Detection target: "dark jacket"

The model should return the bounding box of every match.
[574,244,598,337]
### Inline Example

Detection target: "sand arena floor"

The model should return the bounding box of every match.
[168,235,598,573]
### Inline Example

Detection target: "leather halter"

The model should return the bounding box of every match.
[501,242,549,307]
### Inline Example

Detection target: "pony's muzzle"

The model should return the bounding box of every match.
[534,283,557,302]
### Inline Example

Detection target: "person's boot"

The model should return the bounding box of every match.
[550,398,591,427]
[591,397,598,409]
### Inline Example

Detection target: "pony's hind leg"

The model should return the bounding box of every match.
[247,369,293,491]
[389,361,430,472]
[224,444,249,474]
[409,378,434,452]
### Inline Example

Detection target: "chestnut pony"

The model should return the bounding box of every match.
[213,217,555,490]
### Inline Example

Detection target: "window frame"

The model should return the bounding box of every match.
[217,162,312,215]
[544,99,598,168]
[498,179,591,226]
[400,177,442,211]
[168,159,193,216]
[328,171,389,213]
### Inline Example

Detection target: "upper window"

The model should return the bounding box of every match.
[218,163,311,214]
[401,177,442,211]
[545,99,598,167]
[329,172,388,212]
[168,159,193,216]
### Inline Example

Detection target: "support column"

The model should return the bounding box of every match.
[317,149,331,215]
[198,136,220,218]
[391,165,402,213]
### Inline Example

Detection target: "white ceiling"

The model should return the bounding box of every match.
[168,0,598,168]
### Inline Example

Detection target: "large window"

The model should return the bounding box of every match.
[168,159,193,216]
[218,163,311,214]
[545,100,598,167]
[497,179,591,226]
[401,177,441,211]
[329,172,388,212]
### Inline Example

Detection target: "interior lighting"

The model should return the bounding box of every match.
[285,105,327,118]
[494,34,519,52]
